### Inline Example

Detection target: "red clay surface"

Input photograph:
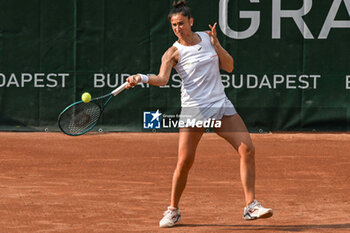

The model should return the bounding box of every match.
[0,132,349,233]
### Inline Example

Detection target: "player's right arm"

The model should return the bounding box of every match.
[126,47,178,89]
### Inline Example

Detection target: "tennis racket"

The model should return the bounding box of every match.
[58,82,128,136]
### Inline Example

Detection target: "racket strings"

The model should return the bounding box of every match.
[58,102,101,135]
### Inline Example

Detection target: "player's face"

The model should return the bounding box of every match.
[170,14,193,40]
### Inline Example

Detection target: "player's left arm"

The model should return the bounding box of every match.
[206,22,234,73]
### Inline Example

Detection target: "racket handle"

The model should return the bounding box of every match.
[111,82,128,96]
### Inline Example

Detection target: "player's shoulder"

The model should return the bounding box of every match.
[162,46,179,61]
[201,31,210,37]
[166,46,178,55]
[199,30,210,34]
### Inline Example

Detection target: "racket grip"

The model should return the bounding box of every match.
[112,82,128,96]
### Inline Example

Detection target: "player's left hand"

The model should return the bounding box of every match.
[126,74,141,89]
[206,22,219,47]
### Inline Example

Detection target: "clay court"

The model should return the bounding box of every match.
[0,132,349,233]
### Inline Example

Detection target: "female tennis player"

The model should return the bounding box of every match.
[126,0,273,228]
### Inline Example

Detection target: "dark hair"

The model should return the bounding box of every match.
[168,0,192,20]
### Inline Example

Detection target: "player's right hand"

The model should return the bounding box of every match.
[126,74,141,89]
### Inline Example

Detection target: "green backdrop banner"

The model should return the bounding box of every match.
[1,0,349,132]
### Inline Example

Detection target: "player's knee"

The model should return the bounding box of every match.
[177,155,194,172]
[239,143,255,160]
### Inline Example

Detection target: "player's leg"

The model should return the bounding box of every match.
[215,114,255,205]
[160,127,204,228]
[214,114,272,220]
[171,127,204,208]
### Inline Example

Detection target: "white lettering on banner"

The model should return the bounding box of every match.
[172,74,182,88]
[219,0,350,39]
[7,74,20,87]
[60,74,68,87]
[0,73,323,90]
[0,73,68,88]
[0,74,4,87]
[226,74,320,89]
[92,73,320,90]
[286,75,297,89]
[94,73,149,88]
[273,74,284,88]
[319,0,350,39]
[219,0,260,39]
[247,74,258,88]
[272,0,313,39]
[346,75,350,89]
[35,73,45,87]
[259,75,272,89]
[108,74,119,88]
[22,73,32,87]
[224,74,244,88]
[310,75,321,88]
[121,73,130,85]
[94,73,105,88]
[47,73,58,88]
[221,74,231,88]
[299,75,309,89]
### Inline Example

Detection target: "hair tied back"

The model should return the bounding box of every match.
[168,0,192,20]
[173,0,187,8]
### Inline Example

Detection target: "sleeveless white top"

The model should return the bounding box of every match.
[173,31,226,107]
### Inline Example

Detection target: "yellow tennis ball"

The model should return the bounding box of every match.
[81,92,91,103]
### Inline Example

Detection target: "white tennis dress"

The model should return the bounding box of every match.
[172,31,236,123]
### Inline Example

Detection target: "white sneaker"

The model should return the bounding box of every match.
[159,206,181,228]
[243,200,273,220]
